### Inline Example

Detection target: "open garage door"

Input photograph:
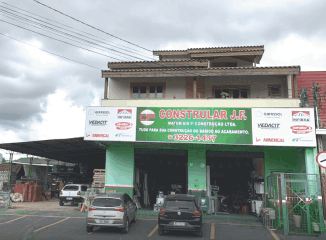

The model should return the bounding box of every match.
[134,148,188,209]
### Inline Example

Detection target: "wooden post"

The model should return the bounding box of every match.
[104,77,108,99]
[293,75,298,98]
[193,78,197,99]
[287,75,293,98]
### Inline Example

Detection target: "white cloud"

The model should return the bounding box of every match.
[261,33,326,71]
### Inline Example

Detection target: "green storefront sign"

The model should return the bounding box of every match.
[136,107,252,145]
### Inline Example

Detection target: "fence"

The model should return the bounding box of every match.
[266,173,325,236]
[0,191,11,210]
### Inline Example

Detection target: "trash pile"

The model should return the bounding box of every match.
[10,193,24,203]
[0,191,10,209]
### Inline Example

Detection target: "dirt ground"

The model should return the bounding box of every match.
[10,199,81,211]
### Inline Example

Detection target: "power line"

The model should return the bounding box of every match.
[31,0,152,52]
[0,1,154,58]
[0,19,124,61]
[0,32,101,69]
[0,4,154,60]
[0,11,139,61]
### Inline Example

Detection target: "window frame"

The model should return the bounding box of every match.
[212,85,250,99]
[130,82,166,99]
[268,84,282,98]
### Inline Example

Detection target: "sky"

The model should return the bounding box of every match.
[0,0,326,159]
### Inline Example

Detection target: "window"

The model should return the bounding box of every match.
[63,185,79,191]
[268,84,281,98]
[211,62,237,67]
[130,82,166,99]
[212,85,250,99]
[165,200,196,210]
[92,198,122,207]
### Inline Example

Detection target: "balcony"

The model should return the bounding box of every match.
[101,98,301,108]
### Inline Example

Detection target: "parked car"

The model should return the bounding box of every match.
[86,193,137,234]
[59,184,88,206]
[158,194,203,237]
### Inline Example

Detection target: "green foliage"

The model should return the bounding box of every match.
[2,158,6,163]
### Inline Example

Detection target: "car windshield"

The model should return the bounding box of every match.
[63,186,79,191]
[92,198,122,207]
[165,200,196,210]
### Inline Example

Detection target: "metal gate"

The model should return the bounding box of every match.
[267,173,325,236]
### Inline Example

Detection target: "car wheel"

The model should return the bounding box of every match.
[59,200,64,206]
[86,226,93,233]
[197,229,203,237]
[122,218,129,234]
[158,228,165,236]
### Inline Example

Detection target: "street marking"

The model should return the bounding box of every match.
[216,222,263,227]
[33,217,70,232]
[0,215,26,225]
[88,227,100,234]
[210,223,215,239]
[0,214,84,219]
[148,224,158,237]
[267,227,280,240]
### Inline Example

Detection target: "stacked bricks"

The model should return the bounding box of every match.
[14,182,43,202]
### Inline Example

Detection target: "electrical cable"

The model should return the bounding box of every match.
[0,9,148,61]
[0,32,101,69]
[0,5,154,60]
[0,1,154,58]
[0,12,137,61]
[0,19,124,61]
[31,0,152,52]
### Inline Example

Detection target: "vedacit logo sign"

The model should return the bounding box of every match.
[89,120,107,126]
[257,123,280,129]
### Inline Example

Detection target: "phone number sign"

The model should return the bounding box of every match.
[136,107,252,145]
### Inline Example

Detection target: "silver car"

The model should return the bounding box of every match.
[86,193,137,234]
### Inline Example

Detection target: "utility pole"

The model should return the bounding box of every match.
[8,152,13,192]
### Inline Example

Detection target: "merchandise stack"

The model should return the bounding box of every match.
[92,169,105,188]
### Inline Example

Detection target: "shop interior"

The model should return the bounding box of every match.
[134,148,188,210]
[206,151,265,215]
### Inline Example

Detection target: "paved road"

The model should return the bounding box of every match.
[0,211,322,240]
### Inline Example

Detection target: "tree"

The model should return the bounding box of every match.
[2,158,6,163]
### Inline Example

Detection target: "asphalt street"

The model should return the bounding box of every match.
[0,211,323,240]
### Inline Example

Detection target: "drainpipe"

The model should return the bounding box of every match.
[287,75,293,98]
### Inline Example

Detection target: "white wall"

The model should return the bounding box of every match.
[109,77,186,99]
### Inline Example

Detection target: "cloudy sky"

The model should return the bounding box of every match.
[0,0,326,159]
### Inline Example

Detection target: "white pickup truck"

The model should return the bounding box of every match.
[59,184,88,206]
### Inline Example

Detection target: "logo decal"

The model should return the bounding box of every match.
[115,133,133,137]
[292,137,313,143]
[89,120,107,126]
[292,111,310,122]
[115,122,133,130]
[86,133,91,137]
[290,125,312,134]
[139,109,156,126]
[117,109,132,119]
[257,123,280,129]
[91,134,109,138]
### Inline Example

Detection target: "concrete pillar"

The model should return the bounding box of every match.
[104,77,108,99]
[105,145,134,198]
[188,148,206,197]
[287,75,293,99]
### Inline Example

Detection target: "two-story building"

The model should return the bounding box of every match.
[85,45,324,235]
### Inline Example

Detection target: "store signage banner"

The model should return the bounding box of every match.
[252,108,316,147]
[84,107,137,141]
[136,107,252,145]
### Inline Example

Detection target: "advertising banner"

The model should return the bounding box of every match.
[84,107,137,141]
[252,108,316,147]
[136,107,252,145]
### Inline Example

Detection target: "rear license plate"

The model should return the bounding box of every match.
[66,197,72,200]
[98,220,113,224]
[174,222,185,226]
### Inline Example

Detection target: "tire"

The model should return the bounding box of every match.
[122,218,129,234]
[158,228,164,236]
[86,226,93,233]
[197,229,203,237]
[59,200,64,206]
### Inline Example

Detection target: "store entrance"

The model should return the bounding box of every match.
[134,148,188,210]
[206,151,264,215]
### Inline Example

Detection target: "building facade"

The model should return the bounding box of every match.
[85,45,325,235]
